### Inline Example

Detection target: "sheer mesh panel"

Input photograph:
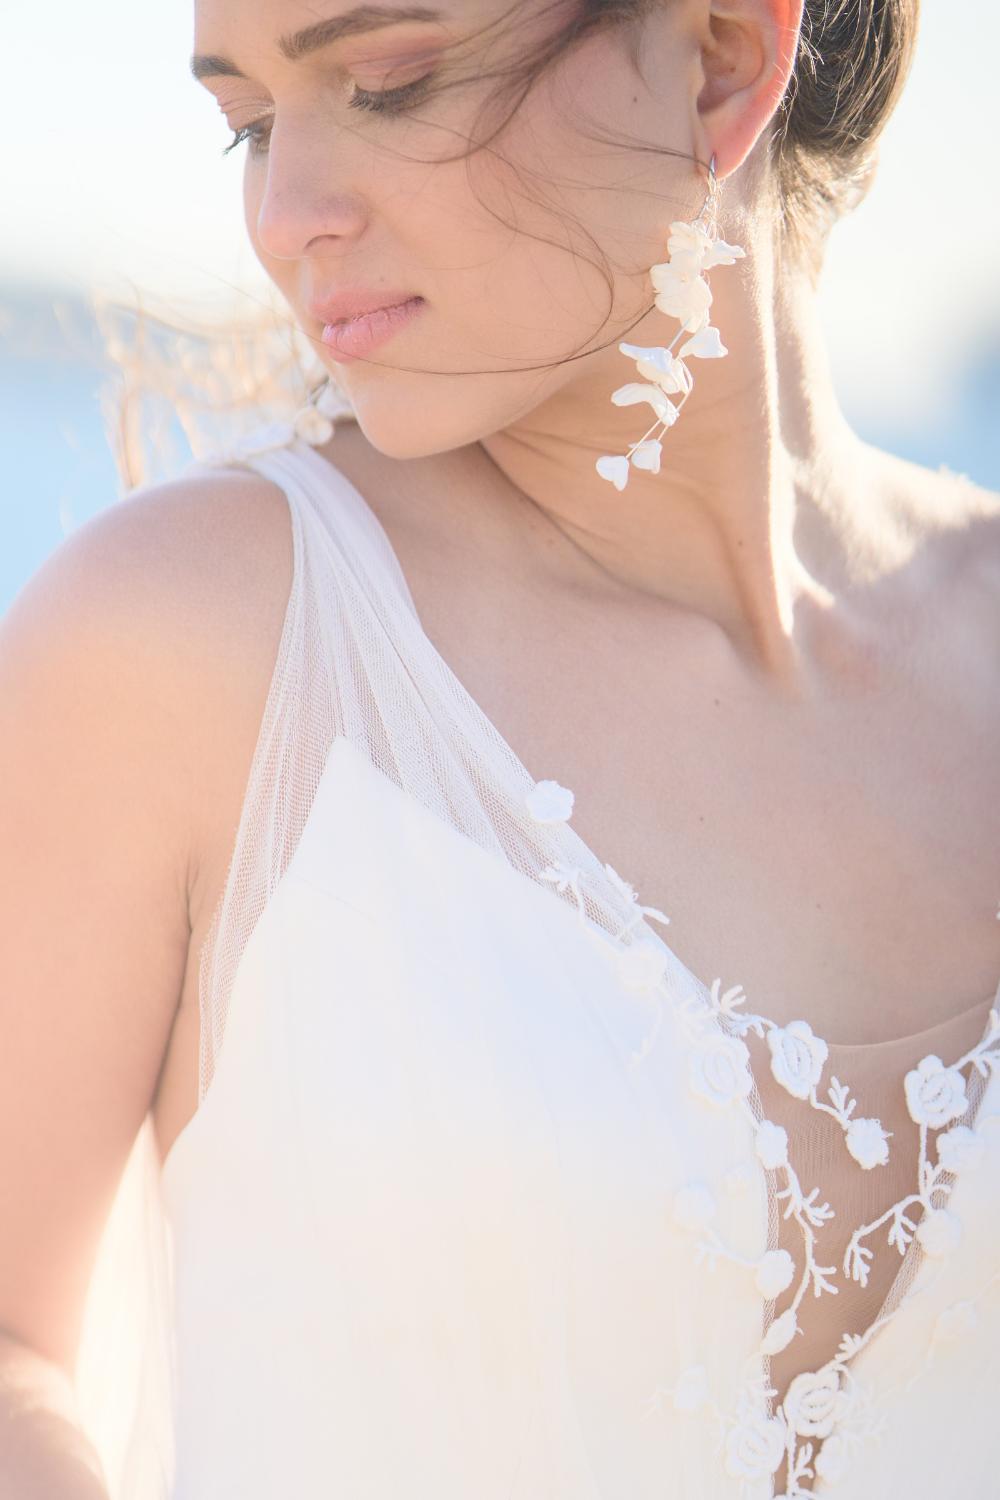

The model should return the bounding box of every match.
[192,424,671,1109]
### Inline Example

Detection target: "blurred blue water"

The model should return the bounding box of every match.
[2,281,997,615]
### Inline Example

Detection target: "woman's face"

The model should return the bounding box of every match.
[191,0,703,456]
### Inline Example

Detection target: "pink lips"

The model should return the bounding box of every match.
[320,296,426,361]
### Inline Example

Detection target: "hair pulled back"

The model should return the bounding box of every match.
[769,0,920,259]
[495,0,921,265]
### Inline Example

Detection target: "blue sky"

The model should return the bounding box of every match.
[4,2,998,435]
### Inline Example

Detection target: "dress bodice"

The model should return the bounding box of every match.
[86,405,1000,1500]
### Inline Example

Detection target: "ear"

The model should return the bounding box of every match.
[694,0,805,178]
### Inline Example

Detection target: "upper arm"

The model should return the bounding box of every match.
[0,477,261,1377]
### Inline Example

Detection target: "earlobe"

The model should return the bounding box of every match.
[695,0,804,179]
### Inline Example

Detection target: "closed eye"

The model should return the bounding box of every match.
[222,73,435,157]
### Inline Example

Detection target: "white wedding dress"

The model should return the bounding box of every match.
[72,405,1000,1500]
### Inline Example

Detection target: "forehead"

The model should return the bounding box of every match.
[190,0,478,49]
[191,2,463,82]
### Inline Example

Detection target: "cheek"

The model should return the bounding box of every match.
[413,185,619,363]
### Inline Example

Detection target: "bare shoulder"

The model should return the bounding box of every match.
[877,453,1000,722]
[36,464,297,650]
[871,445,1000,611]
[916,461,1000,640]
[0,463,301,1373]
[6,463,300,922]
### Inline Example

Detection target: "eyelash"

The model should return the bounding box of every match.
[222,75,433,157]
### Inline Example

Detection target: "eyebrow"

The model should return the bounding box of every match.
[190,4,444,81]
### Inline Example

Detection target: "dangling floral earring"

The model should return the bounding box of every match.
[595,153,746,492]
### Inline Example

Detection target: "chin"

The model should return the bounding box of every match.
[337,386,473,463]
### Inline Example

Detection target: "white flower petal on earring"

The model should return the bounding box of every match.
[630,439,663,473]
[701,237,746,269]
[611,382,676,421]
[642,356,693,395]
[650,266,713,332]
[649,261,710,299]
[666,220,715,261]
[679,324,728,359]
[596,454,631,490]
[618,342,693,396]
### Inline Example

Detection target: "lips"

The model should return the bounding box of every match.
[306,289,423,327]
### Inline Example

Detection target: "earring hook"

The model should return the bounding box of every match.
[693,152,720,227]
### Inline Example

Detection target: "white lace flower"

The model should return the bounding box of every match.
[915,1207,962,1257]
[293,404,335,445]
[671,1182,718,1231]
[649,264,713,332]
[755,1119,790,1170]
[761,1308,798,1355]
[845,1115,891,1169]
[689,1034,754,1108]
[723,1410,786,1481]
[755,1248,796,1299]
[904,1055,969,1128]
[813,1433,852,1484]
[782,1367,846,1439]
[935,1123,985,1173]
[616,939,668,991]
[672,1363,710,1412]
[767,1020,828,1101]
[525,779,574,824]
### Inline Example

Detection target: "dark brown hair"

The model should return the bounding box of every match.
[769,0,921,263]
[97,0,921,488]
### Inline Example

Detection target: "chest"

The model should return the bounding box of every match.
[406,544,1000,1052]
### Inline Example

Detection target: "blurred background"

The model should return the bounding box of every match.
[2,1,998,612]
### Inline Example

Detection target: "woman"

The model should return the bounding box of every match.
[1,0,998,1496]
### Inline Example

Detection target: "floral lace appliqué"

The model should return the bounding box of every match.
[524,774,1000,1496]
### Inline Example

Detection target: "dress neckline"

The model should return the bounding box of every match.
[294,428,998,1054]
[277,429,1000,1492]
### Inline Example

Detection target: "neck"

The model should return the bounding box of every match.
[477,234,890,688]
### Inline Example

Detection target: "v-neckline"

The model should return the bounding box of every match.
[285,429,998,1482]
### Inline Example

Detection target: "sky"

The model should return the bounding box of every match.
[4,2,999,433]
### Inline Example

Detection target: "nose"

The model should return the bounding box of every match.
[251,117,368,262]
